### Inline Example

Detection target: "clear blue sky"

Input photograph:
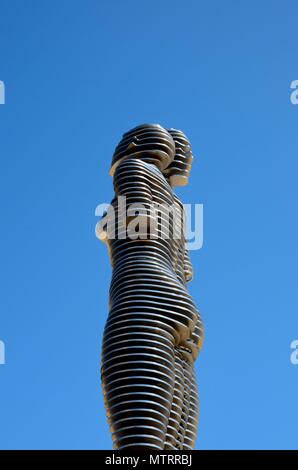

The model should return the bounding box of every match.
[0,0,297,450]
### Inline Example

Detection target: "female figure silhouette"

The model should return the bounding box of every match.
[99,124,203,450]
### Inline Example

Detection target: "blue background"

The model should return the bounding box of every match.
[0,0,297,450]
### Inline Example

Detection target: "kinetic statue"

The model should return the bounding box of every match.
[98,124,204,450]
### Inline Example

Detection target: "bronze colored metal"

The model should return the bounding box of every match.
[99,124,203,450]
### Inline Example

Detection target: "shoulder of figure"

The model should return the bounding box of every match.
[114,157,152,176]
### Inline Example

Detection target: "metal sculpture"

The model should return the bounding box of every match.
[98,124,203,450]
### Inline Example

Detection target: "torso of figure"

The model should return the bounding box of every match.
[100,157,191,287]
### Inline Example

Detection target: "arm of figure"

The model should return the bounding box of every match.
[184,248,194,283]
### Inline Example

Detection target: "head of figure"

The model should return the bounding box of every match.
[163,128,194,187]
[110,124,176,176]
